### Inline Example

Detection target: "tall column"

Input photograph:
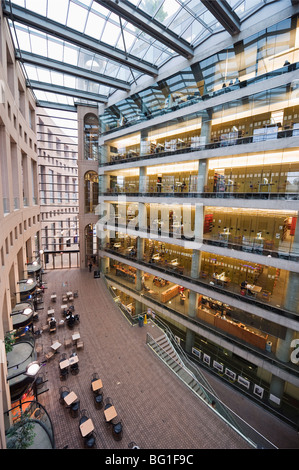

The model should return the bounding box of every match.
[269,328,295,407]
[197,159,208,194]
[284,271,299,314]
[138,202,147,232]
[140,130,148,157]
[200,110,212,146]
[139,166,147,193]
[185,289,198,353]
[186,250,201,353]
[291,214,299,255]
[194,203,204,244]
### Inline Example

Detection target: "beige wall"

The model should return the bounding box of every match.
[0,15,41,448]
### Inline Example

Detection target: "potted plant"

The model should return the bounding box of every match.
[6,412,36,449]
[4,331,15,353]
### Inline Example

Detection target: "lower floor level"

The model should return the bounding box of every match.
[32,267,298,449]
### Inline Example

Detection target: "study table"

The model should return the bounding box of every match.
[92,379,103,392]
[64,391,78,406]
[80,419,94,437]
[104,406,117,422]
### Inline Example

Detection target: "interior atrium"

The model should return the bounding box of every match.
[0,0,299,451]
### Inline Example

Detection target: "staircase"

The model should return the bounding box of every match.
[147,332,213,406]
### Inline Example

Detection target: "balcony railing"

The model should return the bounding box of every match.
[100,62,299,138]
[101,247,299,322]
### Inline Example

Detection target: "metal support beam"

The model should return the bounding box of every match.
[27,80,108,103]
[201,0,240,36]
[3,1,158,76]
[16,50,131,92]
[96,0,194,59]
[36,101,78,112]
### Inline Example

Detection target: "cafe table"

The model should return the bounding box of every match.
[69,355,79,365]
[80,418,94,437]
[104,405,117,422]
[72,332,80,342]
[47,309,55,316]
[64,391,78,406]
[51,341,62,352]
[92,379,103,392]
[246,284,262,296]
[59,359,69,369]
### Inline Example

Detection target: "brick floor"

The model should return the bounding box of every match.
[35,268,298,450]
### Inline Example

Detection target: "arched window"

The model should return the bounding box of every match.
[84,113,99,160]
[84,171,99,213]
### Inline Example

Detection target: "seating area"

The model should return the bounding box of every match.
[57,372,123,448]
[33,286,82,364]
[29,269,298,450]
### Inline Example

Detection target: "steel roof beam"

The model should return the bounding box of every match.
[16,50,131,92]
[96,0,194,59]
[201,0,240,36]
[3,2,158,76]
[36,101,78,112]
[27,80,108,103]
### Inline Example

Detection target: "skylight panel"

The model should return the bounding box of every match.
[101,21,121,46]
[67,1,89,32]
[46,0,69,24]
[26,0,47,16]
[84,11,106,39]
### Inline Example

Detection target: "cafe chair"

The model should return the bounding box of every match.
[59,364,69,381]
[84,432,96,449]
[104,397,113,409]
[104,397,114,426]
[70,362,79,375]
[64,337,72,348]
[74,290,78,298]
[112,420,123,441]
[79,409,89,427]
[59,386,70,405]
[76,340,84,350]
[94,392,104,410]
[70,399,80,418]
[128,441,140,449]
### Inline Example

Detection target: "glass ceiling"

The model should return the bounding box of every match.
[5,0,276,108]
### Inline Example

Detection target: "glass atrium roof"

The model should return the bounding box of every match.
[4,0,277,110]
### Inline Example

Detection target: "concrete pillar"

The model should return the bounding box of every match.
[191,249,201,279]
[139,166,147,193]
[100,174,110,193]
[186,290,198,353]
[275,328,295,363]
[138,202,147,232]
[100,256,109,274]
[186,252,201,353]
[268,375,285,408]
[197,159,208,193]
[194,203,204,244]
[201,110,212,145]
[291,214,299,255]
[137,236,144,261]
[140,129,148,156]
[268,328,295,407]
[284,271,299,314]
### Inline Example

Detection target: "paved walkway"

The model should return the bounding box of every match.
[35,268,299,450]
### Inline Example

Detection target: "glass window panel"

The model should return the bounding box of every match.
[67,2,89,32]
[84,11,106,39]
[47,0,69,24]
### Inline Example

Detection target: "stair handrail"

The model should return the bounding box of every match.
[149,315,218,395]
[147,314,247,432]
